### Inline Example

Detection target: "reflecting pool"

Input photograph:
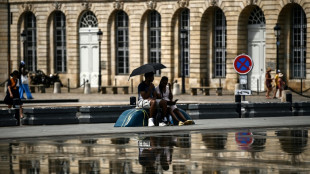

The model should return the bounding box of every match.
[0,128,309,174]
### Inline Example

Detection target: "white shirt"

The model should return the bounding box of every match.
[155,85,170,101]
[21,75,29,84]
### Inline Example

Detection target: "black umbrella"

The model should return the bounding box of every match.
[129,63,166,79]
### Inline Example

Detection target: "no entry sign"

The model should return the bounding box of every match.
[233,54,253,74]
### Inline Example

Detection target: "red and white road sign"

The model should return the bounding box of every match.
[233,54,253,74]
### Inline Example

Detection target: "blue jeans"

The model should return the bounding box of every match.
[19,84,33,99]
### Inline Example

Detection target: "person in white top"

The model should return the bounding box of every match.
[19,70,33,99]
[155,76,193,126]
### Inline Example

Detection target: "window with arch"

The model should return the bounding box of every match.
[54,11,66,72]
[214,8,227,78]
[180,8,190,77]
[149,11,161,75]
[80,11,98,28]
[292,5,306,78]
[116,11,129,74]
[25,12,37,72]
[248,6,266,25]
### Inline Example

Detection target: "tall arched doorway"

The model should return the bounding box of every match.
[79,11,99,87]
[247,7,266,91]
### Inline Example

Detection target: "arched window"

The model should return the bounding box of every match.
[248,6,266,25]
[180,9,190,77]
[149,11,161,75]
[116,11,129,74]
[54,11,66,72]
[80,11,98,28]
[292,5,306,78]
[214,9,227,77]
[25,12,37,72]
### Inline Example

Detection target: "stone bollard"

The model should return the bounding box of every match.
[53,82,61,93]
[84,82,91,94]
[281,90,292,103]
[173,81,181,95]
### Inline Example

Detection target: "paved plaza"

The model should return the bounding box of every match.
[1,87,310,108]
[0,88,310,139]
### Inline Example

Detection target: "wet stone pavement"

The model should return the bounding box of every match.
[0,127,309,174]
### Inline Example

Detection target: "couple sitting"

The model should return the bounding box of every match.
[138,72,193,127]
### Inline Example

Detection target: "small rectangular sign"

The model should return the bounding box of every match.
[239,75,247,85]
[235,90,252,96]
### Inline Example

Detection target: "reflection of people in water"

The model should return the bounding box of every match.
[138,136,174,173]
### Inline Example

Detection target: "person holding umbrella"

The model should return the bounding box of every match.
[137,72,168,127]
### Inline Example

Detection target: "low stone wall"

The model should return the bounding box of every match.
[292,102,310,116]
[242,103,292,118]
[187,103,240,119]
[0,109,17,126]
[79,105,132,123]
[1,101,308,127]
[23,107,79,125]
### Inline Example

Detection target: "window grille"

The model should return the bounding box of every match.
[149,11,161,75]
[54,11,67,73]
[214,9,226,77]
[292,5,306,78]
[25,12,37,72]
[180,9,190,77]
[116,11,129,74]
[80,11,98,28]
[248,6,265,25]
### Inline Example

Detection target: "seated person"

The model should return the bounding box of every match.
[155,76,193,126]
[138,72,168,127]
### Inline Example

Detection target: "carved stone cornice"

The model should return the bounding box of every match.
[21,3,33,11]
[146,0,156,10]
[178,0,189,8]
[53,2,62,10]
[247,0,258,5]
[210,0,218,6]
[113,0,124,10]
[82,2,92,10]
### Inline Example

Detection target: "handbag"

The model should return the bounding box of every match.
[137,99,151,109]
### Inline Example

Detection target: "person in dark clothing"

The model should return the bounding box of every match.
[265,68,273,99]
[138,72,168,127]
[4,70,23,118]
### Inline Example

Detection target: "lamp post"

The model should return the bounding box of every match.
[20,30,27,62]
[97,29,103,93]
[274,23,281,71]
[180,30,187,94]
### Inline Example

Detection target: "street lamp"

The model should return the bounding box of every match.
[20,30,27,62]
[180,30,187,94]
[274,23,281,71]
[97,29,103,93]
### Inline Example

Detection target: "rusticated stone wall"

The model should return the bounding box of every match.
[0,0,309,92]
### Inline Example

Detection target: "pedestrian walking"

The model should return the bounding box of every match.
[278,73,286,98]
[19,70,33,99]
[272,69,280,99]
[3,70,23,118]
[265,68,273,99]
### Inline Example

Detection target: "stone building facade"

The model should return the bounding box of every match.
[0,0,309,92]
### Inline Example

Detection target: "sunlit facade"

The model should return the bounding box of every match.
[0,0,309,92]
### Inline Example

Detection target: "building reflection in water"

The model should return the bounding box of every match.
[202,132,228,174]
[1,128,309,173]
[276,129,308,165]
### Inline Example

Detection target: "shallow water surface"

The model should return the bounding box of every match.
[0,127,309,174]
